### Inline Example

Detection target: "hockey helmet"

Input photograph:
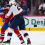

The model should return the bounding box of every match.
[9,0,16,5]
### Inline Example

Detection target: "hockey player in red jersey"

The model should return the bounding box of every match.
[4,0,31,45]
[0,12,13,42]
[0,8,20,44]
[0,2,26,45]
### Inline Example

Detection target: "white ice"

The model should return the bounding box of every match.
[1,31,45,45]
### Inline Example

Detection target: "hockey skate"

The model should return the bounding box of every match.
[0,38,11,45]
[0,39,3,43]
[21,40,26,45]
[27,38,31,45]
[3,38,11,45]
[0,39,5,45]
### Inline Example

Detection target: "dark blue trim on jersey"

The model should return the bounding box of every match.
[0,34,4,36]
[17,34,21,37]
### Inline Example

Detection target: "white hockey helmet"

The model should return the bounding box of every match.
[9,0,16,5]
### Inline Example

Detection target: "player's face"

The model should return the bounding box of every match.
[22,4,25,7]
[1,12,4,15]
[41,2,44,4]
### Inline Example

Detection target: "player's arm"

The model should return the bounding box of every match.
[4,6,13,23]
[0,13,5,18]
[5,5,13,19]
[2,7,9,12]
[7,6,13,16]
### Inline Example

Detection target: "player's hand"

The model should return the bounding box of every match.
[23,10,25,12]
[5,15,8,18]
[2,7,5,10]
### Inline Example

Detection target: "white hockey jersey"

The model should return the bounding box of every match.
[7,5,24,17]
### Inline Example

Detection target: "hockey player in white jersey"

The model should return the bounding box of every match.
[3,0,31,45]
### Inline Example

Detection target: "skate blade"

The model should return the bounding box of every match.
[21,43,26,45]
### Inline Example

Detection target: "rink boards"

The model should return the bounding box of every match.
[0,16,45,31]
[0,28,45,31]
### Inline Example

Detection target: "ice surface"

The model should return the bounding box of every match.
[0,31,45,45]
